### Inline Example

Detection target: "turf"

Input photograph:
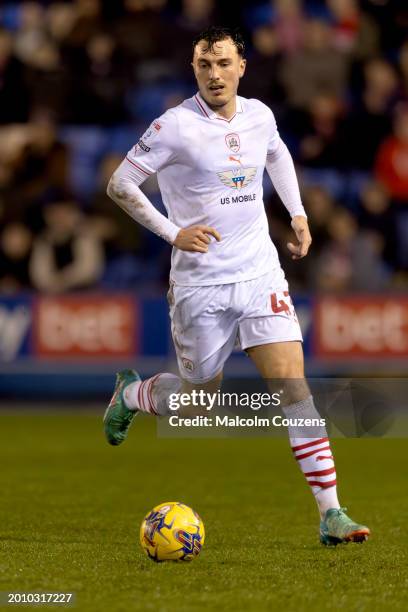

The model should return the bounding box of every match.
[1,411,407,612]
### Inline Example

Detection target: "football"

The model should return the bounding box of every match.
[140,501,205,562]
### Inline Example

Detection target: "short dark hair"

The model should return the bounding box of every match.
[192,26,245,57]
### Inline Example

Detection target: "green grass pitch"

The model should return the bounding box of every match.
[1,411,407,611]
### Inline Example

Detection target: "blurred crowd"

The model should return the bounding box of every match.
[0,0,407,295]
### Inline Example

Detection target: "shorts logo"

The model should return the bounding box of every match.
[182,358,194,372]
[217,167,257,190]
[137,139,150,152]
[225,133,240,153]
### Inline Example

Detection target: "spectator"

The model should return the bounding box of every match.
[0,121,69,230]
[46,2,77,45]
[280,18,349,110]
[24,40,69,122]
[240,25,285,109]
[346,59,399,171]
[272,0,305,55]
[114,0,167,63]
[297,93,348,169]
[358,180,396,268]
[399,41,408,102]
[315,207,390,291]
[29,199,104,292]
[375,106,408,270]
[375,105,408,202]
[68,32,130,125]
[327,0,380,59]
[0,29,30,123]
[0,223,33,293]
[65,0,103,51]
[13,1,48,66]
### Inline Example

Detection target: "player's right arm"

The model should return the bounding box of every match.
[107,160,180,245]
[107,112,220,253]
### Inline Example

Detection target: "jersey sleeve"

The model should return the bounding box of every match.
[125,109,178,176]
[266,109,281,156]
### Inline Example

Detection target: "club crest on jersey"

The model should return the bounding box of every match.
[182,358,194,372]
[225,133,240,153]
[217,167,257,190]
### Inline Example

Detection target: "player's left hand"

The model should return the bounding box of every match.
[287,215,312,260]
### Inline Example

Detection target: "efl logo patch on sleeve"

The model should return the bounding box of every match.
[143,121,162,144]
[137,139,151,152]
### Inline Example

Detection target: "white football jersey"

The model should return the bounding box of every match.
[126,93,283,286]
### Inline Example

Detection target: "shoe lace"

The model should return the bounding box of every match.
[333,507,348,518]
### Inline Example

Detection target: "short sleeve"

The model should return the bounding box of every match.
[266,109,280,156]
[126,109,178,175]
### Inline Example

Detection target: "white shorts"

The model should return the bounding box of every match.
[167,267,302,383]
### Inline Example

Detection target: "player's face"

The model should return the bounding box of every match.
[192,38,246,111]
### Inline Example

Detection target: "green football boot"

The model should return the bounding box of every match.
[104,369,141,446]
[320,507,370,546]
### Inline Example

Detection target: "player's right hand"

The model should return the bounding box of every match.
[173,225,221,253]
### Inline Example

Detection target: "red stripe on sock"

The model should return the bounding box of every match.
[304,467,336,477]
[145,381,155,415]
[307,479,337,488]
[295,445,331,461]
[317,454,333,461]
[146,374,161,416]
[139,380,151,413]
[292,437,328,452]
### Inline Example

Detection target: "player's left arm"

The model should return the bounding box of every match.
[266,116,312,259]
[288,215,312,260]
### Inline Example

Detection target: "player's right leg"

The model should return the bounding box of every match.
[104,369,224,446]
[104,281,235,445]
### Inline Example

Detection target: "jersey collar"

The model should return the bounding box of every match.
[194,92,243,123]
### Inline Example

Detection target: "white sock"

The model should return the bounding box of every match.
[283,395,340,520]
[124,373,181,416]
[315,487,341,520]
